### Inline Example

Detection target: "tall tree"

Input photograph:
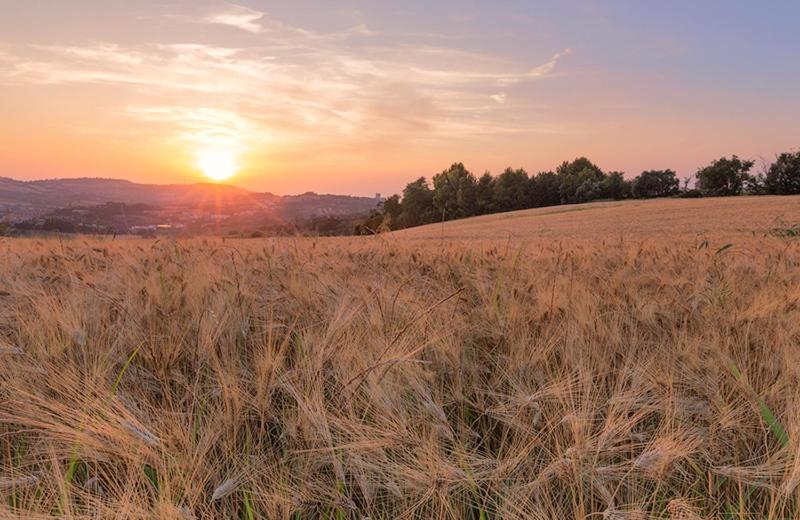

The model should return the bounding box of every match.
[695,155,754,196]
[557,157,605,203]
[529,171,561,207]
[493,168,530,212]
[398,177,435,227]
[475,172,495,215]
[765,151,800,195]
[381,194,402,227]
[432,163,478,220]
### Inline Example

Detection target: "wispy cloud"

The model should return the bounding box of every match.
[491,93,507,104]
[205,4,265,33]
[170,4,372,41]
[126,106,261,149]
[0,9,572,158]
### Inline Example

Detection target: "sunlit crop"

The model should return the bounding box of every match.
[1,197,799,518]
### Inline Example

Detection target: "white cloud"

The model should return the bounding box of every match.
[126,106,260,148]
[205,4,265,33]
[0,16,572,152]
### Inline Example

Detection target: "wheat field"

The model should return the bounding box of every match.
[1,197,800,519]
[395,196,800,241]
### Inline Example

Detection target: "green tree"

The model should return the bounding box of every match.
[475,172,495,215]
[381,194,402,227]
[557,157,605,203]
[631,170,679,198]
[398,177,435,228]
[432,163,478,220]
[695,155,754,196]
[744,172,766,195]
[765,151,800,195]
[574,179,603,202]
[529,171,561,207]
[601,171,632,200]
[493,168,529,211]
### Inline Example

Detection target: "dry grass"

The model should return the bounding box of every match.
[1,197,800,518]
[395,195,800,241]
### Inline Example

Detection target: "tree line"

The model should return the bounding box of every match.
[358,150,800,233]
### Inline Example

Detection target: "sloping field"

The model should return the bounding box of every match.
[1,197,800,518]
[395,196,800,241]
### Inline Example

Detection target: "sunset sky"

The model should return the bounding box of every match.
[1,1,798,196]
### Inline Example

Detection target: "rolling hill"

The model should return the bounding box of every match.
[394,196,800,241]
[0,177,255,207]
[0,177,381,225]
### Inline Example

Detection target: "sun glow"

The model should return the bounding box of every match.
[196,148,238,182]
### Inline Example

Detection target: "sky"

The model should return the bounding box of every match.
[0,1,798,196]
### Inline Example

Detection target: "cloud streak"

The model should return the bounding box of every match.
[205,4,265,33]
[0,8,572,161]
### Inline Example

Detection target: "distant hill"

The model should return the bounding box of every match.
[0,177,255,207]
[0,177,381,226]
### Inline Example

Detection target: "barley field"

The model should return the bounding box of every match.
[395,196,800,241]
[1,197,800,519]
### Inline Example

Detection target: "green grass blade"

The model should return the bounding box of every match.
[64,453,80,486]
[729,363,789,448]
[758,401,789,448]
[112,343,142,396]
[143,465,159,493]
[242,490,255,520]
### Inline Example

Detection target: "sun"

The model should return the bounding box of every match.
[196,148,238,182]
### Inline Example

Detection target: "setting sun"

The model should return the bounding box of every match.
[196,148,238,182]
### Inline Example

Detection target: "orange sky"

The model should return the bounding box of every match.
[1,1,798,196]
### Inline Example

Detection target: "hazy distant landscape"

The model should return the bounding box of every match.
[0,177,381,235]
[3,151,798,239]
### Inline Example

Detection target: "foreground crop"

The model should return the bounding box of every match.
[1,235,799,518]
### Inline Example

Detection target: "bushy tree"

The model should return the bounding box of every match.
[398,177,435,228]
[695,156,754,196]
[432,163,478,220]
[744,172,766,195]
[574,179,603,203]
[381,194,402,227]
[765,151,800,194]
[361,152,775,233]
[557,157,604,203]
[601,171,632,200]
[475,172,495,214]
[529,171,561,207]
[631,170,679,199]
[493,168,530,212]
